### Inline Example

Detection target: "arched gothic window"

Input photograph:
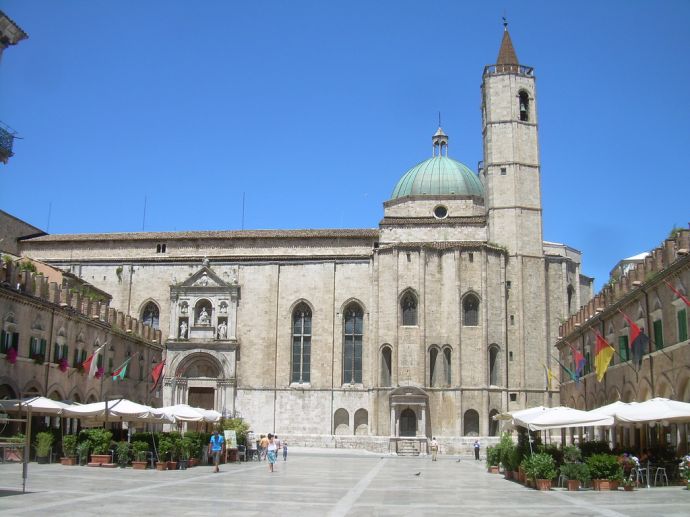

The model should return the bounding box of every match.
[463,294,479,326]
[464,409,480,436]
[401,292,417,326]
[291,303,312,383]
[343,303,364,384]
[567,285,575,315]
[141,302,160,329]
[380,346,392,387]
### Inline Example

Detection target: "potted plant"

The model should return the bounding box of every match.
[131,441,149,470]
[587,453,623,490]
[485,446,501,474]
[622,477,635,491]
[560,462,589,491]
[60,434,78,465]
[562,444,581,463]
[167,432,181,470]
[156,436,172,470]
[80,428,113,465]
[76,441,90,466]
[178,436,194,470]
[116,441,130,468]
[527,452,557,491]
[35,432,54,464]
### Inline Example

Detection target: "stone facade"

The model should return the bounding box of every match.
[13,30,591,451]
[0,260,164,408]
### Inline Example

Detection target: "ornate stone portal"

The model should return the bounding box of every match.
[163,262,240,415]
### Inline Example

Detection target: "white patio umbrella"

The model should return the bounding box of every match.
[151,404,206,423]
[0,396,71,416]
[493,406,549,422]
[61,398,172,423]
[612,398,690,425]
[517,406,614,431]
[587,400,635,418]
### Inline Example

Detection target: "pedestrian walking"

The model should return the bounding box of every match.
[208,430,225,473]
[267,433,277,472]
[282,440,288,461]
[430,437,439,461]
[473,440,480,461]
[259,434,268,461]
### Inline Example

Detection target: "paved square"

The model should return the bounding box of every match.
[1,451,688,516]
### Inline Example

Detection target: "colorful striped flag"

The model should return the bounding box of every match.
[150,360,165,392]
[81,344,105,378]
[567,342,586,379]
[111,357,132,381]
[554,357,578,383]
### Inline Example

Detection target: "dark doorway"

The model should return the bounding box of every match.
[400,408,417,437]
[188,387,214,410]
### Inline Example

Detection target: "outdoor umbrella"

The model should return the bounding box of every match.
[612,398,690,425]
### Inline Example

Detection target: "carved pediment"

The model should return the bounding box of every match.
[171,265,238,297]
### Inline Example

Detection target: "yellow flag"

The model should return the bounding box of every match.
[594,333,615,382]
[542,363,559,390]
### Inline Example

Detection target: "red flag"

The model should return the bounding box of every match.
[150,360,165,392]
[81,344,105,378]
[665,281,690,307]
[619,310,649,367]
[567,342,585,378]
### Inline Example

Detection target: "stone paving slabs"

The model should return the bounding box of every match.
[0,451,688,516]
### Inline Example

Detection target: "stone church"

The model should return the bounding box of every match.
[18,28,593,452]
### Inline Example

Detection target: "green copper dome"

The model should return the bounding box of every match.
[391,155,484,199]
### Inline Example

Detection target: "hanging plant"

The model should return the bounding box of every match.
[58,357,69,372]
[5,347,17,364]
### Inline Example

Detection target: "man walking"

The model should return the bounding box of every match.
[473,440,480,461]
[430,437,439,461]
[208,430,225,473]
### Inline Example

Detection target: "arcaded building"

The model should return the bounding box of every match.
[15,29,592,452]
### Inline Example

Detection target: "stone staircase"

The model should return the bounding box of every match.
[396,439,421,456]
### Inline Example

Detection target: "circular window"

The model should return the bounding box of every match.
[433,205,448,219]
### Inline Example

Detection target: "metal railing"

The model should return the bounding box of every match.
[483,64,534,77]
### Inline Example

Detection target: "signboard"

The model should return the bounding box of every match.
[223,429,237,448]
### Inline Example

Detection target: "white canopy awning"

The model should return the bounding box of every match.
[521,406,614,431]
[0,396,71,416]
[612,398,690,425]
[61,398,172,423]
[151,404,222,423]
[493,406,548,422]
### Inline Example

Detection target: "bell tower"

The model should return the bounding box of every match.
[481,22,542,254]
[481,23,548,406]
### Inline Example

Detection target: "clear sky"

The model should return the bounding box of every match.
[1,0,688,291]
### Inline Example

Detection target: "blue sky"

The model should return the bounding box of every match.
[0,0,688,291]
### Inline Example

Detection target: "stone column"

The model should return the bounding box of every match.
[419,407,426,437]
[169,297,177,339]
[390,407,396,436]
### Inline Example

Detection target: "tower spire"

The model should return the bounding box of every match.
[496,21,519,67]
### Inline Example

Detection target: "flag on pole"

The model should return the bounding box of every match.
[81,344,105,378]
[619,310,649,368]
[665,280,690,307]
[567,342,586,379]
[542,363,559,390]
[554,357,578,383]
[111,357,132,381]
[150,360,165,392]
[593,330,615,382]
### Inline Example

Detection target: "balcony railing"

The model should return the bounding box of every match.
[483,64,534,77]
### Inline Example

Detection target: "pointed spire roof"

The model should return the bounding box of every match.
[496,26,519,65]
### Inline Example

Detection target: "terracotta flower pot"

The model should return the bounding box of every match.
[504,470,513,480]
[489,466,499,474]
[596,479,611,491]
[609,480,619,491]
[60,457,77,466]
[90,454,111,465]
[623,485,634,491]
[536,479,552,491]
[567,479,580,491]
[155,461,167,471]
[132,461,148,470]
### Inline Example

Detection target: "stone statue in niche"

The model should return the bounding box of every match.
[179,320,188,339]
[217,321,227,339]
[219,302,228,314]
[180,302,189,314]
[198,307,211,325]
